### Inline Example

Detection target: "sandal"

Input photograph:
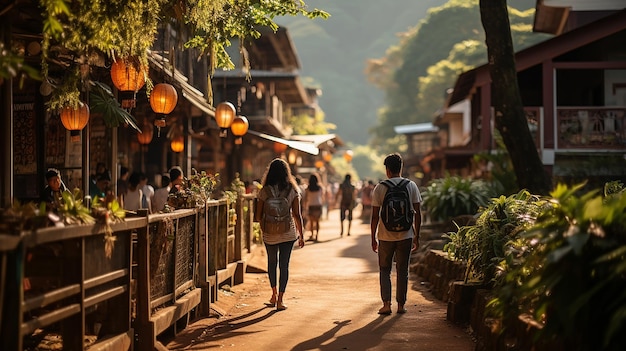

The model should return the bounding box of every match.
[378,306,392,315]
[276,302,287,311]
[265,296,277,307]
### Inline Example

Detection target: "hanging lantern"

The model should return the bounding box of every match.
[170,135,184,153]
[110,57,146,92]
[288,150,297,164]
[273,142,288,154]
[150,83,178,114]
[343,149,353,163]
[315,160,325,169]
[60,102,90,142]
[230,116,249,145]
[323,151,333,162]
[215,102,236,137]
[137,119,154,145]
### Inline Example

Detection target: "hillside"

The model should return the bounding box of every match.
[277,0,537,145]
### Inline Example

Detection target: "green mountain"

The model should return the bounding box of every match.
[277,0,538,146]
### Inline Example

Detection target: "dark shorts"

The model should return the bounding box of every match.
[308,205,322,220]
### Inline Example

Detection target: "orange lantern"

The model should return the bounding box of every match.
[230,116,249,145]
[323,152,332,162]
[215,101,236,137]
[150,83,178,114]
[343,150,353,163]
[273,142,288,154]
[171,135,184,153]
[315,160,324,169]
[137,119,154,145]
[288,150,297,164]
[60,102,90,142]
[110,57,146,92]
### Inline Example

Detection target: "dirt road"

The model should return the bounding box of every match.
[164,208,475,350]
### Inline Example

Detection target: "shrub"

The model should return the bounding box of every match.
[422,175,495,222]
[443,189,546,284]
[489,183,626,350]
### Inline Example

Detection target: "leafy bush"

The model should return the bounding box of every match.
[444,190,546,284]
[489,183,626,350]
[422,175,495,222]
[168,169,220,209]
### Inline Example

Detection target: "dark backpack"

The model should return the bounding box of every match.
[380,179,415,232]
[262,186,292,234]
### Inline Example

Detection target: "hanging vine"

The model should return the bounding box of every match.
[34,0,328,110]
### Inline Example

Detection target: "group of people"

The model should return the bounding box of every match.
[41,164,185,215]
[255,153,422,315]
[42,153,421,316]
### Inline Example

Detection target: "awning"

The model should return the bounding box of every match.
[247,130,319,155]
[289,134,344,148]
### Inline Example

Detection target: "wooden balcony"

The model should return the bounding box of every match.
[556,107,626,149]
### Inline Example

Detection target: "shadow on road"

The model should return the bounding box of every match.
[291,315,401,351]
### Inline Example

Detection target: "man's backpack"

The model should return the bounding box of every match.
[262,186,292,234]
[380,179,415,232]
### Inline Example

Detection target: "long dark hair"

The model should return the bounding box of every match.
[261,158,299,192]
[308,173,321,191]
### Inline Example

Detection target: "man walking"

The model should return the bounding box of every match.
[370,153,422,315]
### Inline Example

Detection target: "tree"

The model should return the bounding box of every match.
[365,0,548,154]
[13,0,328,110]
[479,0,551,194]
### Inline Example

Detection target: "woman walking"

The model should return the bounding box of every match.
[303,173,325,241]
[255,158,305,311]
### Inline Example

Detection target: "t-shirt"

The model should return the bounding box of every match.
[142,184,155,211]
[304,188,324,207]
[371,177,422,241]
[124,187,143,212]
[258,185,300,245]
[339,183,355,207]
[153,186,170,212]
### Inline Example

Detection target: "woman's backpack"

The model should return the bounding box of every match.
[262,186,292,234]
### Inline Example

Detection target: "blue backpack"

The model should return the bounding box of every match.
[380,179,414,232]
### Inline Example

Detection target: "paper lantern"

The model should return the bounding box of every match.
[343,150,353,163]
[215,101,236,137]
[60,102,90,142]
[315,160,324,169]
[137,119,153,145]
[150,83,178,114]
[171,135,184,153]
[273,142,288,154]
[110,57,146,92]
[323,152,332,162]
[230,116,249,145]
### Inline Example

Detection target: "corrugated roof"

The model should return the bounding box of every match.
[394,123,438,135]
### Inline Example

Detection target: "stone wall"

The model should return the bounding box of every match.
[413,249,564,351]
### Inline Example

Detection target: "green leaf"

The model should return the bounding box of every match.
[89,81,140,131]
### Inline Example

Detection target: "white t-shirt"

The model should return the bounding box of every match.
[142,184,155,211]
[124,187,143,212]
[304,188,324,207]
[371,177,422,241]
[153,186,170,212]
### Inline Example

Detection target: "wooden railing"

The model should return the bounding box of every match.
[0,218,141,351]
[556,107,626,149]
[0,192,259,351]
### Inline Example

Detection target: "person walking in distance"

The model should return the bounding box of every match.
[370,153,422,315]
[303,173,325,241]
[254,158,305,311]
[336,174,356,236]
